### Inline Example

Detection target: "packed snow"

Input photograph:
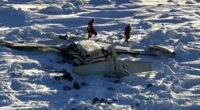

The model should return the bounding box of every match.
[0,0,200,110]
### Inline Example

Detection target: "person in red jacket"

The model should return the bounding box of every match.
[87,19,97,39]
[124,24,131,44]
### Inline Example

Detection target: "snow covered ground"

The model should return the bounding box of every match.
[0,0,200,109]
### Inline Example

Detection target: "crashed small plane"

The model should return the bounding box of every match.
[0,38,175,78]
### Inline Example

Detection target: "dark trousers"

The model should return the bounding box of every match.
[87,28,97,38]
[124,34,130,43]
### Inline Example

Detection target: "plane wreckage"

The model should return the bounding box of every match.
[0,38,175,78]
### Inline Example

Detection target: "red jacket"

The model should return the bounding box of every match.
[125,25,131,34]
[88,20,94,30]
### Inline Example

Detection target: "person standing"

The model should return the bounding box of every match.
[87,19,97,39]
[124,24,131,44]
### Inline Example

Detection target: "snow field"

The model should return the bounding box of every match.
[0,0,200,109]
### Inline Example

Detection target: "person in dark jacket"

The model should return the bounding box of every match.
[124,24,131,43]
[87,19,97,38]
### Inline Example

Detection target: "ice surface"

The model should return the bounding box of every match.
[0,0,200,109]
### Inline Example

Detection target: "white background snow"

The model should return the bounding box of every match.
[0,0,200,110]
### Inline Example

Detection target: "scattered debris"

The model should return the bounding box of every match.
[114,79,121,83]
[146,84,153,88]
[81,82,88,86]
[73,81,81,90]
[58,34,68,40]
[136,103,140,106]
[92,97,113,105]
[62,71,73,82]
[92,97,101,104]
[11,72,16,76]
